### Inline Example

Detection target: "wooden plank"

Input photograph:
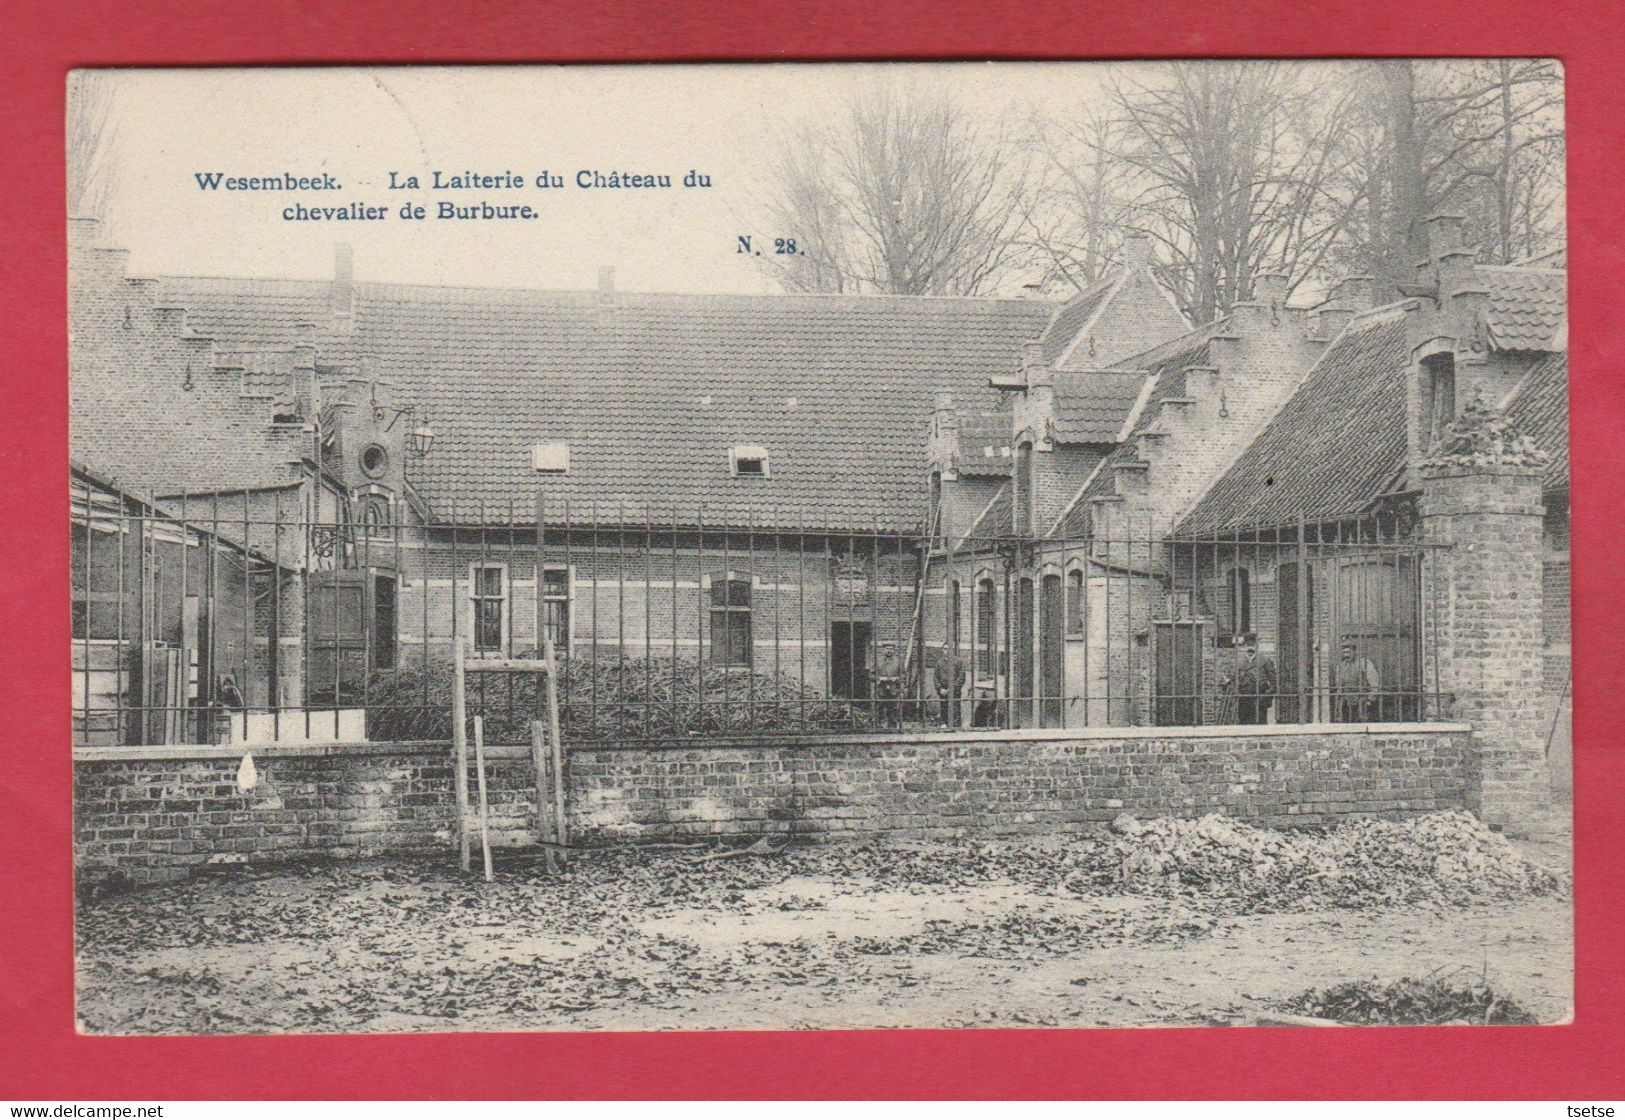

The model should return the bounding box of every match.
[542,636,568,855]
[452,639,470,873]
[473,716,494,883]
[531,720,557,873]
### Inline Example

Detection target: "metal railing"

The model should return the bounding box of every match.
[71,480,1449,747]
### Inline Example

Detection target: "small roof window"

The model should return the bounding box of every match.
[531,441,570,474]
[729,445,770,478]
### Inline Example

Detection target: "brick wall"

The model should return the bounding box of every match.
[75,724,1471,885]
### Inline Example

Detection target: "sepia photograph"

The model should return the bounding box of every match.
[66,60,1572,1035]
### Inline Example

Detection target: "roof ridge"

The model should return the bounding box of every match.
[160,271,1056,310]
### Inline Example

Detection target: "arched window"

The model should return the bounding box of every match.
[1224,566,1252,639]
[975,576,997,676]
[1067,568,1085,635]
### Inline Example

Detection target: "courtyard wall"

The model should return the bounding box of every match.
[76,723,1471,885]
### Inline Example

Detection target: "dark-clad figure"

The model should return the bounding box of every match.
[1334,639,1382,722]
[873,642,903,727]
[1228,633,1275,725]
[934,645,967,728]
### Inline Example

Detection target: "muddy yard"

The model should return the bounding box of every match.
[76,814,1572,1034]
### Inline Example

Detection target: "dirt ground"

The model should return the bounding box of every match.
[75,833,1572,1035]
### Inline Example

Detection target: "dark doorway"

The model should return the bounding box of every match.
[1276,560,1316,722]
[1154,621,1202,726]
[373,574,397,670]
[1039,572,1065,727]
[830,620,872,700]
[1013,577,1035,725]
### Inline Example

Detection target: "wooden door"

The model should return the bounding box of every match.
[309,570,370,706]
[1154,622,1201,726]
[1335,555,1419,720]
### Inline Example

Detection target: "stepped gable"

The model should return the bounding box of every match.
[1176,308,1411,536]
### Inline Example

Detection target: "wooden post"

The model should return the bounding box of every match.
[531,718,556,873]
[452,639,470,872]
[473,715,494,883]
[543,636,568,855]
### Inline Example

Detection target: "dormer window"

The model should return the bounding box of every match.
[532,441,571,474]
[729,445,770,478]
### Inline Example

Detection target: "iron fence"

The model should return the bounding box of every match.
[71,477,1450,748]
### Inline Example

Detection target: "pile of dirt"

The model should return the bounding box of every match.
[1281,970,1542,1025]
[1064,810,1568,912]
[364,654,878,742]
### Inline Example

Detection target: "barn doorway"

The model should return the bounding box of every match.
[830,620,872,701]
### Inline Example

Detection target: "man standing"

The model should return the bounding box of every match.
[1334,639,1382,722]
[1229,633,1275,724]
[873,642,903,727]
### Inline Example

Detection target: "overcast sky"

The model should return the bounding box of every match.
[87,63,1125,294]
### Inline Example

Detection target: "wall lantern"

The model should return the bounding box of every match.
[409,418,436,458]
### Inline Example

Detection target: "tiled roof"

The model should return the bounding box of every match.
[69,357,310,497]
[156,277,1053,530]
[1503,351,1569,493]
[961,482,1012,540]
[1483,266,1566,351]
[1048,323,1225,538]
[956,411,1014,477]
[1035,276,1117,364]
[1177,309,1412,536]
[1051,370,1150,442]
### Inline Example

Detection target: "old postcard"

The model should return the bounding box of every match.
[67,62,1571,1034]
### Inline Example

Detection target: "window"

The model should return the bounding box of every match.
[1421,352,1457,449]
[1224,566,1251,639]
[950,580,963,650]
[708,575,752,667]
[360,444,389,479]
[1067,568,1085,635]
[540,566,571,653]
[1013,442,1034,536]
[471,565,505,653]
[362,496,391,529]
[729,445,771,477]
[976,577,997,676]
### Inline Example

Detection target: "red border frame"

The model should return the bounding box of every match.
[5,0,1623,1100]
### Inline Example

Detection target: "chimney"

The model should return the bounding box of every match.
[928,392,961,469]
[1252,272,1289,304]
[598,265,616,301]
[1422,214,1476,305]
[331,243,355,334]
[1121,232,1154,271]
[1021,340,1045,385]
[1329,275,1383,313]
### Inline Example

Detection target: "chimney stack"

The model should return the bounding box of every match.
[331,243,355,334]
[598,265,616,300]
[1252,272,1289,304]
[1121,232,1154,271]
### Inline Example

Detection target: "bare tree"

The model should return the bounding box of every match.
[1336,59,1565,281]
[1099,62,1363,321]
[765,84,1032,296]
[1016,109,1136,294]
[68,71,120,221]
